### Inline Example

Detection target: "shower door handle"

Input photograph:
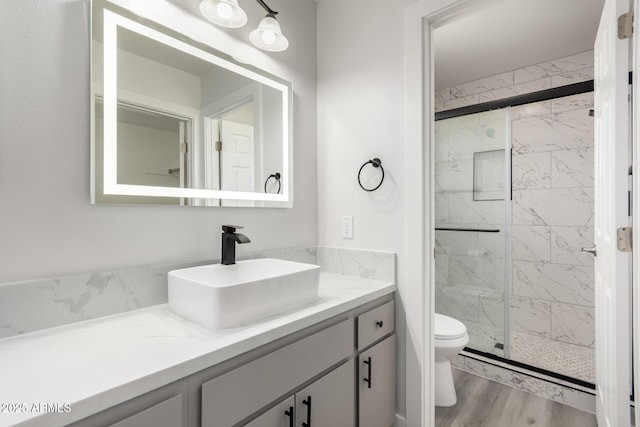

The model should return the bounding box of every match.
[580,246,597,256]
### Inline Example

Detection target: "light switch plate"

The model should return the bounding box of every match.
[341,216,353,239]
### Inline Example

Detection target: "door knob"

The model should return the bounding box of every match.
[580,246,597,256]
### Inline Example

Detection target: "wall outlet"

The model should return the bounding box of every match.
[341,216,354,239]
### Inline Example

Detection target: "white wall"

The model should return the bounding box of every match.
[93,41,203,108]
[260,87,284,191]
[116,121,180,188]
[120,48,202,109]
[0,0,317,283]
[201,66,252,108]
[317,0,416,421]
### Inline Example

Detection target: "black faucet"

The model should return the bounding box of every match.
[221,225,251,265]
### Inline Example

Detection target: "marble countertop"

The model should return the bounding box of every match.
[0,273,395,427]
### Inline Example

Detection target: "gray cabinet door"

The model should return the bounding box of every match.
[244,396,295,427]
[295,359,355,427]
[202,319,353,427]
[359,335,395,427]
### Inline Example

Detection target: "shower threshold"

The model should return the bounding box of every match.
[462,346,595,391]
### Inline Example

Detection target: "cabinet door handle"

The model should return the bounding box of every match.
[376,320,384,328]
[363,356,372,389]
[284,406,294,427]
[302,396,312,427]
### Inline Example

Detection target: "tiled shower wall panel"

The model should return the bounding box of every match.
[434,50,594,113]
[510,92,595,353]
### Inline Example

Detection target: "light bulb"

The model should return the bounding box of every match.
[262,30,276,45]
[200,0,247,27]
[249,15,289,51]
[217,2,233,19]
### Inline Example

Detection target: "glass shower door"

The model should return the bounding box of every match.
[434,108,509,357]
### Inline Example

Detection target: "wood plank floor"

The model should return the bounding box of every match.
[435,369,597,427]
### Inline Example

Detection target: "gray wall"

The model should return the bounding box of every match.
[0,0,317,283]
[316,0,416,421]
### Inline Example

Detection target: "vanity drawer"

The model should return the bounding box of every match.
[70,379,188,427]
[358,300,394,350]
[110,395,182,427]
[201,319,354,427]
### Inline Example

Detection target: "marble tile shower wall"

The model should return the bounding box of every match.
[510,91,595,351]
[434,50,594,113]
[434,50,595,363]
[0,246,395,340]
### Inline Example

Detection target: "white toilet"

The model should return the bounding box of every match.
[434,313,469,407]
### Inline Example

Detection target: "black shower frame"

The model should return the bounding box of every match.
[435,80,594,121]
[434,78,597,390]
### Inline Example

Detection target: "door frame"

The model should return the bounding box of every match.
[633,0,640,424]
[404,0,496,425]
[405,1,638,426]
[91,86,199,205]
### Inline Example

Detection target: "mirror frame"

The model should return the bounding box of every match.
[91,1,293,205]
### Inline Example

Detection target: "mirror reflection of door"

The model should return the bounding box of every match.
[208,100,257,207]
[116,104,184,187]
[94,100,192,205]
[221,120,254,190]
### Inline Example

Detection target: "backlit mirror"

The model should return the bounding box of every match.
[91,0,292,207]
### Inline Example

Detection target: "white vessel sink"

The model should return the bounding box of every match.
[168,258,320,329]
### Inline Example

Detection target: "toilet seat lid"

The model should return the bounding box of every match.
[434,313,467,340]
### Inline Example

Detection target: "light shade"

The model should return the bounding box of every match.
[249,15,289,52]
[199,0,248,28]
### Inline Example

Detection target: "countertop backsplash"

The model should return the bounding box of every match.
[0,246,395,339]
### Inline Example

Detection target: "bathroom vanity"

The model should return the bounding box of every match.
[0,273,396,427]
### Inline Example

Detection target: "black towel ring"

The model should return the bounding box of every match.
[358,158,384,192]
[264,172,281,194]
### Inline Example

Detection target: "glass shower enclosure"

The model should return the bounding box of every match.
[434,92,596,385]
[435,109,510,358]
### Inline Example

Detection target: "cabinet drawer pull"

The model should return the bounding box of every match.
[284,406,294,427]
[302,396,312,427]
[376,320,384,328]
[363,356,372,389]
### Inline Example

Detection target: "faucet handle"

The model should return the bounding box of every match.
[222,225,244,233]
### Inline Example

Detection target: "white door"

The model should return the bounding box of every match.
[594,0,632,425]
[220,120,255,207]
[634,2,640,425]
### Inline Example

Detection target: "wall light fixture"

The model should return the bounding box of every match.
[199,0,289,52]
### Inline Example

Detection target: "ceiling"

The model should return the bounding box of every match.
[434,0,605,89]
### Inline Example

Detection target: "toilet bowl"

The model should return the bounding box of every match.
[434,313,469,407]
